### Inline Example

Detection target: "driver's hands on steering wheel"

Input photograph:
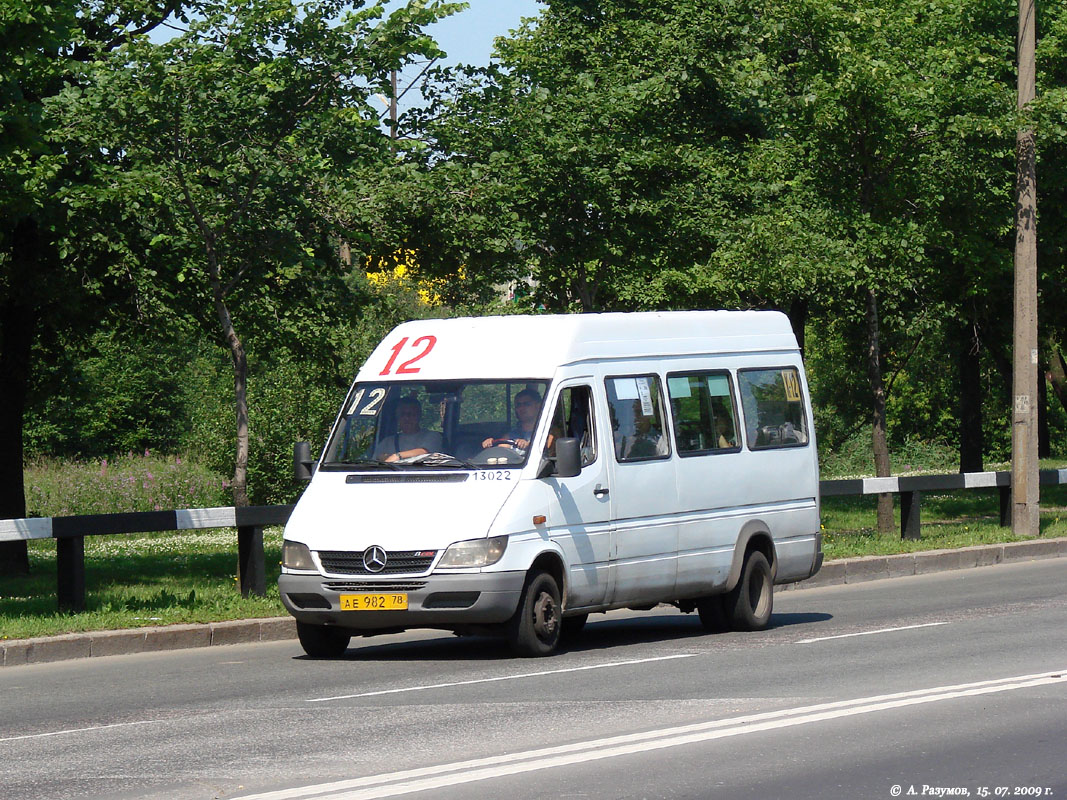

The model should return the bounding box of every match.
[481,437,529,450]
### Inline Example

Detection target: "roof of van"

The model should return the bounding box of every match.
[356,310,799,382]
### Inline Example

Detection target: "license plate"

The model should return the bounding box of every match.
[339,593,408,611]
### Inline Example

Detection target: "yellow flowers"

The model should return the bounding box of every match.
[365,250,459,307]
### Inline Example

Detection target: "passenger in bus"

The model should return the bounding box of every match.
[621,404,668,459]
[716,416,735,449]
[375,397,443,462]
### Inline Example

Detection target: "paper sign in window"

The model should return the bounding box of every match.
[636,377,655,416]
[612,378,639,400]
[783,371,802,403]
[668,377,692,398]
[706,375,731,397]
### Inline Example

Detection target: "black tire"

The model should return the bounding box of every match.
[507,571,562,657]
[724,551,773,631]
[561,613,588,640]
[695,595,728,632]
[296,621,351,658]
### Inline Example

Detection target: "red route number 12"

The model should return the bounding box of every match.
[379,335,437,375]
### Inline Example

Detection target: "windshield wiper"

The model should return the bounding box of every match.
[330,459,401,470]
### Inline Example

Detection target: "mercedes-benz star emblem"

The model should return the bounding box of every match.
[362,545,387,573]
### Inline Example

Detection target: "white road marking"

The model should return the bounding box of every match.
[239,669,1066,800]
[305,653,699,702]
[796,621,948,644]
[0,719,161,743]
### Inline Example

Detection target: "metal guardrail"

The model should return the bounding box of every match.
[0,505,292,612]
[2,468,1065,613]
[823,468,1067,540]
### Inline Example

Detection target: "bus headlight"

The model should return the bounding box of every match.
[282,540,316,571]
[436,536,508,569]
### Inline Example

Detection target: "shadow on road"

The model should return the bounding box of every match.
[295,608,834,662]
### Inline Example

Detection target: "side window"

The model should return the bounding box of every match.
[545,385,597,467]
[605,375,671,462]
[666,372,739,455]
[737,367,809,450]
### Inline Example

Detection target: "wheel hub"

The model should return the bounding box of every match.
[533,592,559,639]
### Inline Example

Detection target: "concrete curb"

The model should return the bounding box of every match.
[3,537,1065,667]
[1,617,297,667]
[781,535,1067,591]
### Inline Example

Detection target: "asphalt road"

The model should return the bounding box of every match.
[1,559,1064,800]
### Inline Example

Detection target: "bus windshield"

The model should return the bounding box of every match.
[321,379,551,470]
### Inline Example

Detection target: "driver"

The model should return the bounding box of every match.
[482,388,545,452]
[375,397,443,462]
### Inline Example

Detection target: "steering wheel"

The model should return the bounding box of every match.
[491,438,520,447]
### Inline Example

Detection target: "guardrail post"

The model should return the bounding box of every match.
[900,490,922,540]
[237,525,265,598]
[998,486,1012,527]
[56,535,86,613]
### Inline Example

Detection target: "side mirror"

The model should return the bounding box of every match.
[294,441,314,482]
[552,437,581,479]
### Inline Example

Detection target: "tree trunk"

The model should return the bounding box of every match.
[205,243,250,508]
[1046,342,1067,411]
[215,293,250,508]
[866,288,893,533]
[185,168,252,509]
[573,262,597,311]
[0,218,43,575]
[788,298,808,357]
[958,320,984,473]
[1038,362,1049,459]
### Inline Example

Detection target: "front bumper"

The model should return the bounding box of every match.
[278,570,526,630]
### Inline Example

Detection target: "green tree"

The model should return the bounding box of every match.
[54,0,461,506]
[0,0,183,574]
[413,0,1053,532]
[413,0,783,312]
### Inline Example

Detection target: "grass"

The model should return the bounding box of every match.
[2,456,1065,641]
[820,459,1067,559]
[24,453,229,516]
[0,529,286,641]
[821,484,1067,559]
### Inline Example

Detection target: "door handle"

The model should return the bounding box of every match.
[593,484,609,497]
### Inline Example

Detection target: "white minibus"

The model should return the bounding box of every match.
[280,311,822,657]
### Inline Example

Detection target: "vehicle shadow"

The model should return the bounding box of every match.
[296,609,834,662]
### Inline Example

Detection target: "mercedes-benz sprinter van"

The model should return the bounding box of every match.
[279,311,822,657]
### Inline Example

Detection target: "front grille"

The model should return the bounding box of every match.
[324,580,428,592]
[318,550,436,576]
[346,474,468,484]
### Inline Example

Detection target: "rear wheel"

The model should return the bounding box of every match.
[507,570,562,657]
[724,551,773,631]
[296,622,351,658]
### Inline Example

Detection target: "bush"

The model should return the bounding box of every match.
[819,430,959,478]
[24,327,191,458]
[25,454,229,516]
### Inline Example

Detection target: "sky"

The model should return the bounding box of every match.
[381,0,543,114]
[151,1,544,115]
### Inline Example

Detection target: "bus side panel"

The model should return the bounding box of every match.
[671,354,820,598]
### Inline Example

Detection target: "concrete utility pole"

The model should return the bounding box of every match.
[1012,0,1040,536]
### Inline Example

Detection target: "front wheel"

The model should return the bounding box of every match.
[296,622,351,658]
[724,551,773,631]
[507,571,562,657]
